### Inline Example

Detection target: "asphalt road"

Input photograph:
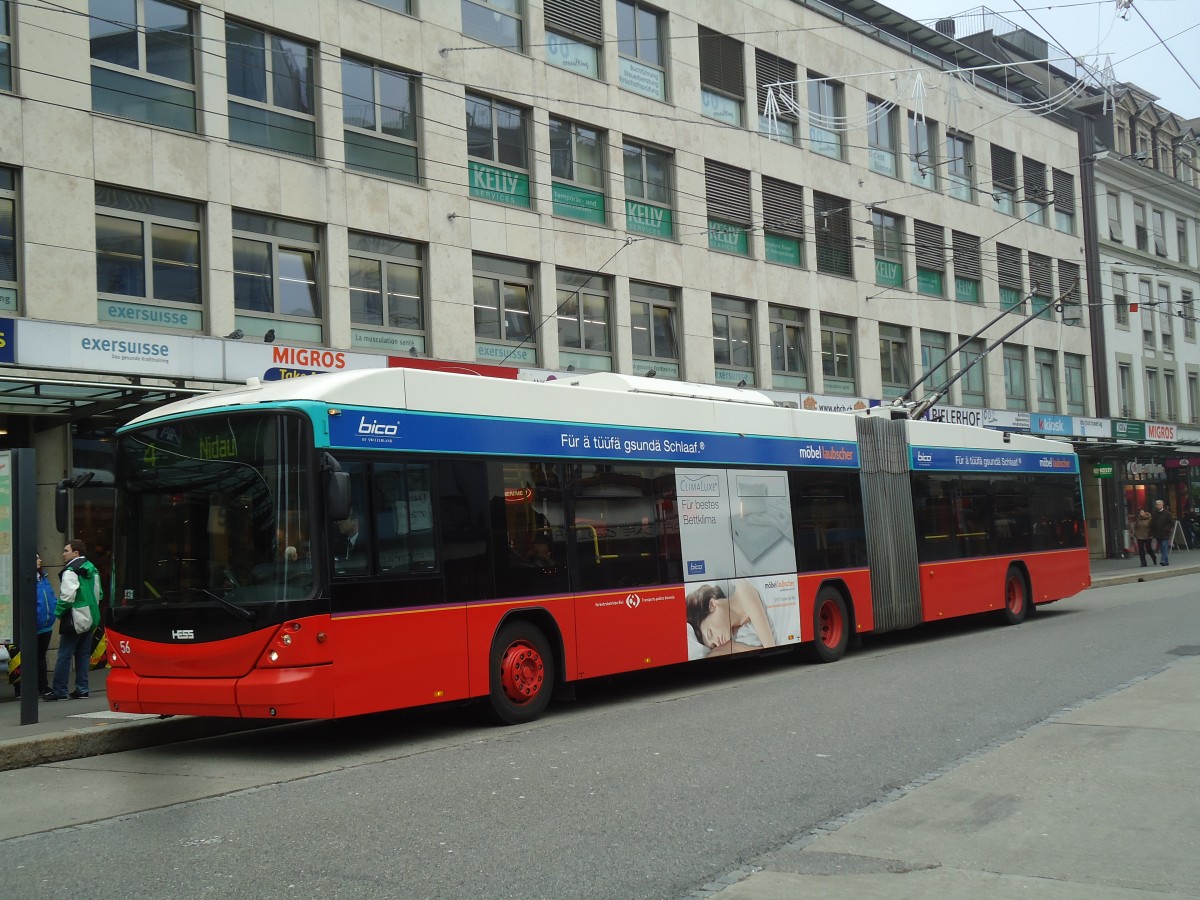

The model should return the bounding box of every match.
[3,577,1195,899]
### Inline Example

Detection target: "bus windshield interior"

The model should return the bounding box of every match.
[114,412,315,628]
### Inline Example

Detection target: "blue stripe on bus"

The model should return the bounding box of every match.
[910,446,1079,474]
[326,408,860,468]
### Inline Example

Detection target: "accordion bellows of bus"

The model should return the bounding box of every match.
[105,369,1089,724]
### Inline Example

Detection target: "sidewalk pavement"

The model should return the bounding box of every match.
[3,556,1198,895]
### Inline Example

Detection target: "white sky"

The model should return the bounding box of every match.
[880,0,1200,119]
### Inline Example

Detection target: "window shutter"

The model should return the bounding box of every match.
[705,159,751,224]
[1058,260,1081,324]
[1052,169,1075,213]
[1028,252,1053,295]
[1023,157,1048,201]
[762,177,804,237]
[997,244,1022,289]
[991,145,1016,191]
[913,220,945,271]
[952,231,981,280]
[756,49,796,120]
[813,191,852,277]
[544,0,602,44]
[698,27,745,97]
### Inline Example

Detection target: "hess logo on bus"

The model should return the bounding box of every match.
[358,416,400,437]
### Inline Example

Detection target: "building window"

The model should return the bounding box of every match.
[1003,344,1027,411]
[226,21,315,157]
[1064,353,1085,415]
[946,131,974,201]
[1022,157,1048,225]
[341,57,418,183]
[544,0,602,79]
[914,220,945,297]
[1029,253,1053,319]
[952,231,981,303]
[0,166,17,311]
[756,49,796,141]
[473,254,535,363]
[1152,209,1167,257]
[0,0,10,92]
[1134,202,1148,251]
[1107,192,1122,242]
[821,314,856,395]
[232,212,321,338]
[630,281,678,378]
[807,74,843,159]
[1188,373,1199,425]
[1178,221,1190,265]
[879,323,910,399]
[616,0,665,101]
[921,330,950,392]
[1182,290,1195,341]
[697,27,744,126]
[770,305,807,388]
[1113,272,1129,327]
[550,117,605,223]
[557,270,611,371]
[1052,169,1075,233]
[958,337,986,407]
[462,0,523,52]
[814,192,852,277]
[762,177,804,267]
[712,296,754,385]
[1059,260,1082,326]
[348,233,424,352]
[1165,371,1178,422]
[623,140,673,238]
[1158,283,1174,353]
[96,186,202,327]
[1118,363,1132,418]
[909,114,938,190]
[872,210,903,288]
[867,97,899,177]
[1140,279,1154,350]
[1035,349,1057,413]
[465,93,530,208]
[997,243,1023,311]
[363,0,411,12]
[991,144,1016,215]
[1146,368,1160,420]
[90,0,196,132]
[1116,122,1128,154]
[704,160,751,256]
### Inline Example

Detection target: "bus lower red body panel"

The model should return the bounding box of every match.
[107,665,335,718]
[919,549,1091,621]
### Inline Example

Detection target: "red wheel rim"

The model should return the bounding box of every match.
[1006,576,1025,616]
[818,599,844,649]
[500,640,544,704]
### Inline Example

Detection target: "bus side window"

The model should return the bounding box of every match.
[373,461,437,573]
[570,463,670,591]
[490,460,569,598]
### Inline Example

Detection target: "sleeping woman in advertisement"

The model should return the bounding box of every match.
[685,581,776,656]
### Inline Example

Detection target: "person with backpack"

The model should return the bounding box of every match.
[34,552,57,699]
[47,539,103,701]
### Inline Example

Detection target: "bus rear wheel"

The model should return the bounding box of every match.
[811,587,850,663]
[489,620,554,725]
[1000,566,1029,625]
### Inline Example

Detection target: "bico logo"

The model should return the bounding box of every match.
[358,416,399,436]
[625,593,642,609]
[171,629,195,640]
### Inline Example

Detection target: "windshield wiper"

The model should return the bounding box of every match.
[187,587,257,624]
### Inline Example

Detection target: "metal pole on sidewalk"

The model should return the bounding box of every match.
[12,449,39,725]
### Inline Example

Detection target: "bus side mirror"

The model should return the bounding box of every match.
[326,471,351,521]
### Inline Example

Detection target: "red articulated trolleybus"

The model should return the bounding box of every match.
[104,370,1090,723]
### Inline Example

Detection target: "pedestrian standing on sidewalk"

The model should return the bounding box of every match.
[1132,509,1156,567]
[47,539,103,701]
[1150,500,1177,567]
[34,552,57,698]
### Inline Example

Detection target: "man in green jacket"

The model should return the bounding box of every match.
[46,539,103,701]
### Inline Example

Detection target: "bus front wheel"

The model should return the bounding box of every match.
[811,587,850,663]
[488,620,555,725]
[1000,567,1029,626]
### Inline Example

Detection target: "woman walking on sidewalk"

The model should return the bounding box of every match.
[1131,509,1156,567]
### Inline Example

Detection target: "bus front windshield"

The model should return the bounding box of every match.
[114,412,317,631]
